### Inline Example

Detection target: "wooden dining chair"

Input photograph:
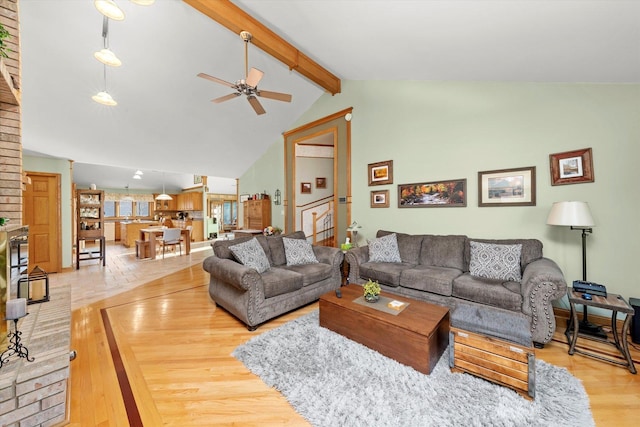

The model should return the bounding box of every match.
[159,228,182,258]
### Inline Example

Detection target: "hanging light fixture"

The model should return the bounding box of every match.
[121,185,134,202]
[94,0,125,21]
[95,17,121,67]
[130,0,155,5]
[92,63,117,106]
[156,173,173,201]
[135,170,143,176]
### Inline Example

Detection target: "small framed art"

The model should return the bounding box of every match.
[478,166,536,207]
[316,177,327,188]
[549,148,594,186]
[301,182,312,194]
[368,160,393,186]
[370,190,390,208]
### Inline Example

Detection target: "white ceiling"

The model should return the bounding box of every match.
[19,0,640,192]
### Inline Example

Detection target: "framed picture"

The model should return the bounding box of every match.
[549,148,594,186]
[370,190,390,208]
[301,182,312,194]
[239,194,250,203]
[193,175,203,184]
[368,160,393,186]
[316,177,327,188]
[478,166,536,207]
[398,179,466,208]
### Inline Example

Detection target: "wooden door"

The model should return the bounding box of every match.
[22,173,61,273]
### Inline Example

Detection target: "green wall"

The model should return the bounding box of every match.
[242,81,640,303]
[23,155,74,269]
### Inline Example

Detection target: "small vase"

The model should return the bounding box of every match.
[364,294,379,303]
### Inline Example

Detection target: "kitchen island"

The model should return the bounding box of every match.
[120,221,160,248]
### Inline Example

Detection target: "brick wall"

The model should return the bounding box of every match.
[0,0,22,224]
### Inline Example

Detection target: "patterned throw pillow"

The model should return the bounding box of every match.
[229,238,271,273]
[469,241,522,281]
[368,233,402,263]
[283,237,319,266]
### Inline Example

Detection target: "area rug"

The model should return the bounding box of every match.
[232,310,594,427]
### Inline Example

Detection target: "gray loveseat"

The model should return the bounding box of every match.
[345,230,567,346]
[203,231,343,330]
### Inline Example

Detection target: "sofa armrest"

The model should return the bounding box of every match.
[313,245,344,268]
[520,257,567,344]
[202,255,262,293]
[345,246,369,284]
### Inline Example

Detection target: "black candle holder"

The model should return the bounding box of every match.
[0,315,35,369]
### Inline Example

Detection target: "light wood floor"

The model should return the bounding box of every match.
[58,242,638,426]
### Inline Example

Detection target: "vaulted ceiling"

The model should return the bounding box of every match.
[19,0,639,192]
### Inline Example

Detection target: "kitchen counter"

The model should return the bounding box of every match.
[120,221,160,248]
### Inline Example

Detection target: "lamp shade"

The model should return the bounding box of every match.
[94,0,125,21]
[156,193,173,201]
[546,201,595,227]
[94,48,122,67]
[347,221,362,231]
[92,91,117,106]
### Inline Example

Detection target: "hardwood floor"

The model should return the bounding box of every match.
[59,242,638,426]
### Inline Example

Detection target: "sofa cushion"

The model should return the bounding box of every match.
[469,241,522,282]
[261,268,304,298]
[400,266,463,296]
[368,233,402,263]
[228,238,271,273]
[267,231,306,266]
[283,263,333,286]
[464,238,542,272]
[452,273,523,312]
[213,235,253,260]
[283,237,319,266]
[377,230,423,264]
[420,235,466,270]
[359,262,415,287]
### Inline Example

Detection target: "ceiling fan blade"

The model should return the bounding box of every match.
[247,95,266,115]
[212,93,241,104]
[246,67,264,87]
[257,90,292,103]
[197,72,236,88]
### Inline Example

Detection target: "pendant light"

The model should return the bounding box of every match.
[92,64,117,106]
[94,17,121,67]
[121,185,134,202]
[130,0,155,5]
[156,173,173,201]
[94,0,125,21]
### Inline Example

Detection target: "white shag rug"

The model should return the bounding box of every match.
[233,310,594,427]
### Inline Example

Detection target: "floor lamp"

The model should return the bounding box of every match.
[547,201,605,337]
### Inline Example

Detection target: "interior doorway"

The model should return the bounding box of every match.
[284,108,352,246]
[22,172,62,273]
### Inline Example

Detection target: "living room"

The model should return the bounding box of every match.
[1,1,639,425]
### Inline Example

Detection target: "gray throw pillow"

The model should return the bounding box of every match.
[469,241,522,281]
[229,238,271,273]
[368,233,402,263]
[283,237,319,266]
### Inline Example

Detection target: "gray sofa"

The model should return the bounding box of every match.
[203,231,344,330]
[345,230,567,346]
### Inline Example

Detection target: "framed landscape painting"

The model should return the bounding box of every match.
[478,166,536,207]
[549,148,594,186]
[368,160,393,186]
[398,179,466,208]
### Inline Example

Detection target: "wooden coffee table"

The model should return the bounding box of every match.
[319,285,449,374]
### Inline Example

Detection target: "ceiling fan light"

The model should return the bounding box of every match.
[130,0,155,5]
[92,91,117,106]
[156,193,173,201]
[94,0,125,21]
[135,170,143,175]
[94,48,122,67]
[133,174,142,179]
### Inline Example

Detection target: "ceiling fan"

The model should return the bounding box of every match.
[197,31,292,115]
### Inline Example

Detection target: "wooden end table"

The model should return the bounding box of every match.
[565,287,636,374]
[319,285,449,374]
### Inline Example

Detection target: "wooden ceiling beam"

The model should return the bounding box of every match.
[183,0,341,95]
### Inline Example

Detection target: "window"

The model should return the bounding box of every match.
[136,202,150,217]
[119,200,133,217]
[223,201,238,227]
[104,201,115,218]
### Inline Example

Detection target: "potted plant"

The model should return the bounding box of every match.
[363,279,381,303]
[0,23,11,59]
